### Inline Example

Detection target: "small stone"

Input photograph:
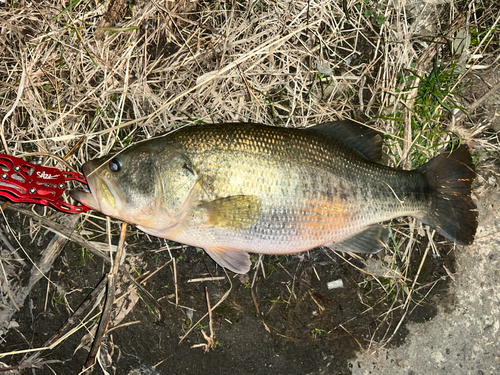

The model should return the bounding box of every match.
[327,279,343,289]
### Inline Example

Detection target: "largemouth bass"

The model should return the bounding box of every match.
[71,121,478,274]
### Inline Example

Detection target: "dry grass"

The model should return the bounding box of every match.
[1,0,500,372]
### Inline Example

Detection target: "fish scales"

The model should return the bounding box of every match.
[165,124,428,251]
[72,121,478,274]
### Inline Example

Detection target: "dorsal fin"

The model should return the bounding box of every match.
[310,120,383,163]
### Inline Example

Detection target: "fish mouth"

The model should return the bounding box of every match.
[70,161,117,213]
[70,161,101,211]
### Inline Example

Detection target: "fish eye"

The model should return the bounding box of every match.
[108,157,122,172]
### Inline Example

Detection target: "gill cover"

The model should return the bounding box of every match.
[158,153,200,217]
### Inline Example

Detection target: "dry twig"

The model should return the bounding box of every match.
[83,222,127,373]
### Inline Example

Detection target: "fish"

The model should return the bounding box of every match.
[71,121,478,274]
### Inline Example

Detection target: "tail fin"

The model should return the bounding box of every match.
[418,145,478,245]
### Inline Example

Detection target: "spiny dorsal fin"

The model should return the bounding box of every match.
[328,224,388,254]
[310,120,383,163]
[198,195,262,231]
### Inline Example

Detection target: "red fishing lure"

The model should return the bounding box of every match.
[0,154,90,213]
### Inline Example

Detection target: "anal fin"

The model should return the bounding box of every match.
[328,224,388,254]
[204,245,251,274]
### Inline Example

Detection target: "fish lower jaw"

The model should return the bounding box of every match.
[70,188,100,211]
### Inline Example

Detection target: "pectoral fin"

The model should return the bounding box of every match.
[204,246,251,274]
[198,195,261,231]
[328,224,388,254]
